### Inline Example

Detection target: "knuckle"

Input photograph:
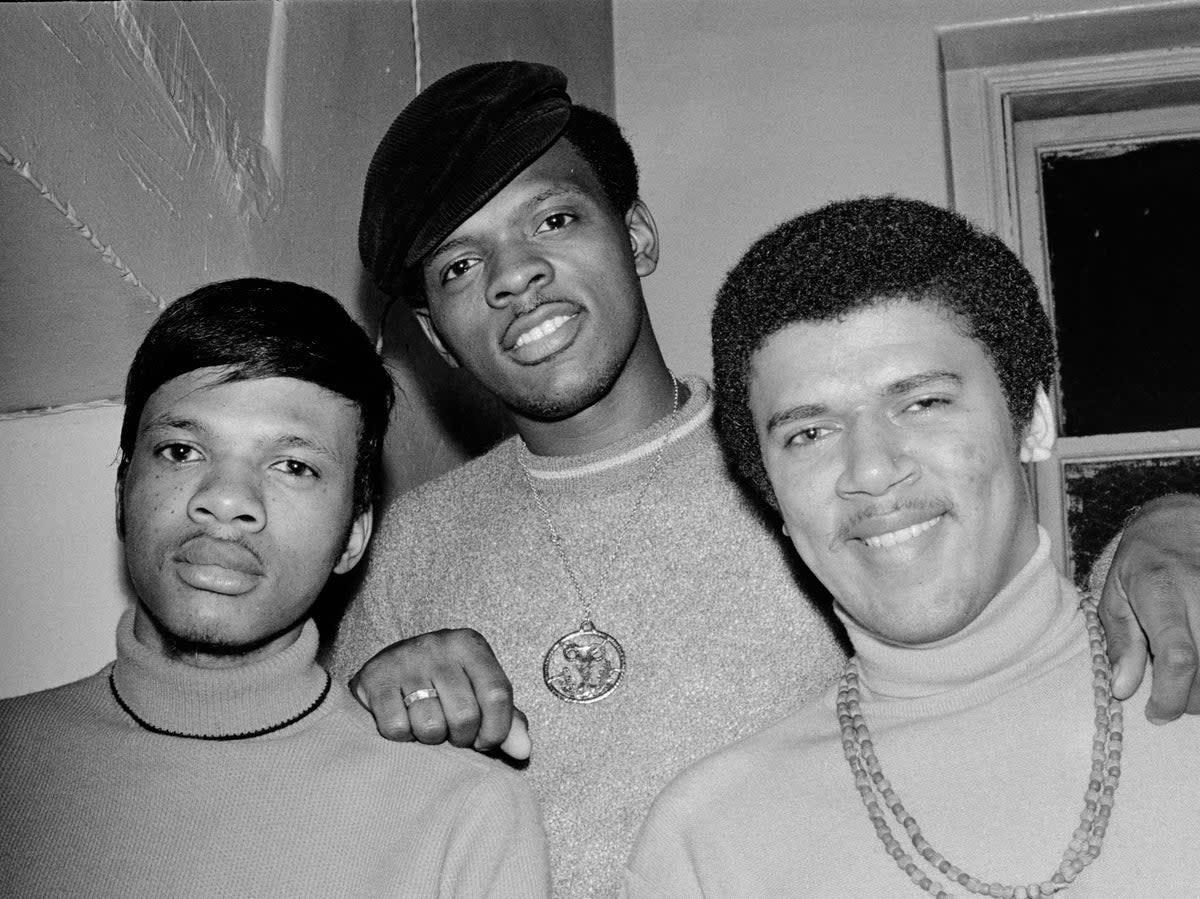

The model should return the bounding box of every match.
[477,682,515,708]
[376,717,414,742]
[410,718,449,744]
[1158,642,1199,677]
[442,705,481,733]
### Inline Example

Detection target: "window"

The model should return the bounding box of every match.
[941,6,1200,583]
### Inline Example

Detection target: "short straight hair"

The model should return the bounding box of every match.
[118,278,395,518]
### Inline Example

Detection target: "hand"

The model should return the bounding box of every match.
[349,628,531,759]
[1099,493,1200,722]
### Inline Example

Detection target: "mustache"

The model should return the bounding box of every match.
[835,498,949,542]
[175,532,265,572]
[512,291,570,315]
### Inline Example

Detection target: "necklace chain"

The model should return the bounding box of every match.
[516,376,680,621]
[837,596,1123,898]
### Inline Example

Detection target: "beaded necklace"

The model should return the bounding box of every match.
[836,596,1123,898]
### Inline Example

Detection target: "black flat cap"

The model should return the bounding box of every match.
[359,61,572,299]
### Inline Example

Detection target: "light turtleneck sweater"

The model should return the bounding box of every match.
[624,529,1200,897]
[331,376,847,898]
[0,610,550,898]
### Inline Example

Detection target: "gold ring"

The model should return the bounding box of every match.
[402,687,440,708]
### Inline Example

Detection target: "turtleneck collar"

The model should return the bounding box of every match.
[839,528,1083,705]
[110,609,330,739]
[517,375,712,480]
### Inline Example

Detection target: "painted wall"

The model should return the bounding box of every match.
[614,0,1182,380]
[0,0,613,700]
[3,0,1185,699]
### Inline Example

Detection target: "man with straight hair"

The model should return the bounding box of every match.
[335,61,1200,895]
[0,278,550,897]
[625,197,1200,896]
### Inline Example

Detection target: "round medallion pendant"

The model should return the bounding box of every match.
[542,619,625,703]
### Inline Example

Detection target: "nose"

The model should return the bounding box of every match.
[835,415,918,498]
[187,461,266,533]
[486,241,552,309]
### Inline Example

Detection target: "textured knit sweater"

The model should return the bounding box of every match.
[624,531,1200,897]
[0,610,550,898]
[331,377,847,897]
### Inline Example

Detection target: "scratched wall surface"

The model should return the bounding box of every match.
[0,0,613,499]
[2,2,283,410]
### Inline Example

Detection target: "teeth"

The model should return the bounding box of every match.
[862,515,943,549]
[515,314,571,349]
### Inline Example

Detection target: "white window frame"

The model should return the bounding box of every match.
[939,3,1200,576]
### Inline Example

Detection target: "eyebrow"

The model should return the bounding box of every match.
[884,369,962,397]
[765,403,830,434]
[426,186,589,265]
[140,415,201,438]
[274,433,344,463]
[763,369,963,434]
[140,416,344,463]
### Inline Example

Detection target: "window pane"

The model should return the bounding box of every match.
[1041,138,1200,437]
[1064,453,1200,586]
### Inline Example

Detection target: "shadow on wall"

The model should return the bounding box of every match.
[355,269,512,507]
[314,271,511,654]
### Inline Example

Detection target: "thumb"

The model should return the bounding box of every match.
[499,707,532,760]
[1098,579,1147,701]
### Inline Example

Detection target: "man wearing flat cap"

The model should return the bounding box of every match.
[332,60,1200,895]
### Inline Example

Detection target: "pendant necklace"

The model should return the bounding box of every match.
[517,376,680,704]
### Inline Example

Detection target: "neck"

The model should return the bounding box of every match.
[514,327,679,457]
[842,529,1078,699]
[111,608,330,739]
[133,606,307,670]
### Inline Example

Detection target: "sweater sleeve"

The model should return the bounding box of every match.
[434,764,552,898]
[621,794,707,898]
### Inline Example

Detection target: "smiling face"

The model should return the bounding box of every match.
[120,369,371,667]
[748,300,1054,645]
[414,138,661,426]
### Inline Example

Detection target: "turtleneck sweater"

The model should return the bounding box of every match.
[624,530,1200,897]
[331,376,847,898]
[0,610,550,898]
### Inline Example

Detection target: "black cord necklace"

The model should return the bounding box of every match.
[109,669,332,741]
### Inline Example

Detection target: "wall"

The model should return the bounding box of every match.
[0,0,613,700]
[613,0,1183,379]
[4,0,1184,699]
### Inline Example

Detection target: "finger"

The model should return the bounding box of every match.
[425,665,482,748]
[1188,604,1200,716]
[498,707,532,761]
[1115,567,1199,722]
[1143,614,1199,724]
[1097,576,1147,702]
[350,669,416,743]
[463,644,514,751]
[402,680,452,745]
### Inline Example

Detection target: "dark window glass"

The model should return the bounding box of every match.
[1041,138,1200,437]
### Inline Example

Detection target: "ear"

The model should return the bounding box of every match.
[114,474,126,541]
[626,199,659,278]
[1019,385,1056,463]
[413,307,461,369]
[333,506,374,575]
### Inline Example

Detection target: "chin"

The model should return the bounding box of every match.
[515,378,614,422]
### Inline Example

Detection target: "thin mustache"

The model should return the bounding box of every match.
[511,291,568,317]
[835,499,948,542]
[178,532,264,569]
